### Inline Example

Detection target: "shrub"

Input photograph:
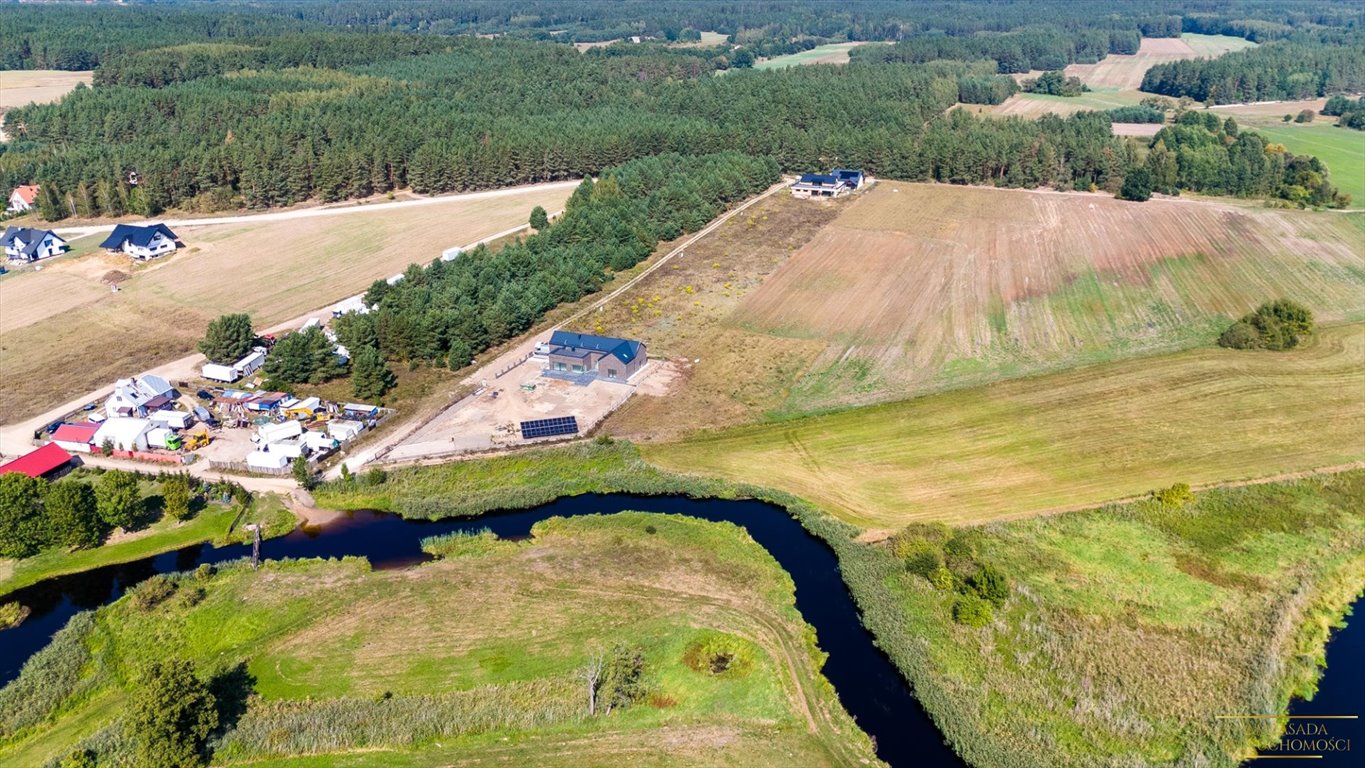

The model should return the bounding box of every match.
[682,631,755,678]
[128,575,178,611]
[419,529,501,559]
[929,566,954,591]
[1119,167,1154,202]
[127,658,218,768]
[967,564,1010,606]
[1294,109,1315,123]
[1154,481,1195,507]
[903,545,944,579]
[1218,300,1314,350]
[952,593,993,627]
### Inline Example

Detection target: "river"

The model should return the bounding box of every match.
[1,494,965,768]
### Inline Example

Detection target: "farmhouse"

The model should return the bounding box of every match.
[790,169,865,198]
[98,223,181,260]
[543,330,647,383]
[2,226,68,262]
[6,185,39,214]
[0,443,75,480]
[50,423,101,453]
[104,375,177,418]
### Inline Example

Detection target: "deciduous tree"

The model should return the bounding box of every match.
[95,469,143,531]
[45,481,104,549]
[127,658,219,768]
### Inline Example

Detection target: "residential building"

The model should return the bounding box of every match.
[7,185,39,214]
[98,223,181,260]
[2,226,68,262]
[790,169,865,198]
[104,376,176,418]
[544,330,647,383]
[832,168,865,189]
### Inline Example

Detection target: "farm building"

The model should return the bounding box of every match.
[790,169,865,198]
[93,417,153,451]
[50,423,101,453]
[98,223,181,260]
[7,185,39,214]
[544,330,647,383]
[0,443,75,479]
[3,227,68,262]
[105,376,176,418]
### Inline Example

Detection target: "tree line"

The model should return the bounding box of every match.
[335,152,778,372]
[1140,34,1365,104]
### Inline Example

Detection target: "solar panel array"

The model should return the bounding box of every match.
[520,416,579,439]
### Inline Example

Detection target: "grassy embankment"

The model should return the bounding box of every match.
[643,322,1365,528]
[0,511,877,768]
[315,442,1364,768]
[0,487,293,600]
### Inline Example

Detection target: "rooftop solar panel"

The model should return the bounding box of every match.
[520,416,579,439]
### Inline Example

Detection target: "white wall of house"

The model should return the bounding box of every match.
[7,192,32,213]
[127,233,177,259]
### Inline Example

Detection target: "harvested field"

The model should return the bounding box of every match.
[987,89,1146,119]
[754,42,878,70]
[731,183,1365,414]
[0,70,91,109]
[0,185,573,423]
[1111,122,1163,137]
[1065,37,1198,91]
[644,323,1365,528]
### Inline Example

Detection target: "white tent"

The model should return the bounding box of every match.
[93,417,152,451]
[258,420,304,445]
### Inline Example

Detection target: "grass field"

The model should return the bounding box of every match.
[0,185,573,422]
[1248,124,1365,207]
[0,514,877,767]
[0,70,91,109]
[873,471,1365,767]
[643,322,1365,529]
[753,42,876,70]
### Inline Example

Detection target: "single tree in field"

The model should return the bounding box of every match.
[529,205,549,230]
[351,345,396,399]
[576,652,605,716]
[291,455,315,489]
[162,474,193,521]
[128,658,219,768]
[0,473,48,558]
[1119,167,1153,202]
[198,313,256,365]
[45,481,104,549]
[95,469,143,531]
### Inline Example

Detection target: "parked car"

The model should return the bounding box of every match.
[45,421,63,434]
[196,389,213,401]
[83,402,98,411]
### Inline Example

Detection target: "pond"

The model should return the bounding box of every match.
[1,493,965,768]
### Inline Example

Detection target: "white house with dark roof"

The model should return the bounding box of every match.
[99,223,181,260]
[790,168,865,199]
[2,226,68,262]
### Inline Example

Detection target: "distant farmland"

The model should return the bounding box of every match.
[0,184,574,422]
[732,183,1365,414]
[645,323,1365,529]
[754,42,878,69]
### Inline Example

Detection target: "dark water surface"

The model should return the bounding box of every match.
[2,494,964,768]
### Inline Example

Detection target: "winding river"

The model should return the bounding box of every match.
[2,494,964,768]
[3,494,1359,767]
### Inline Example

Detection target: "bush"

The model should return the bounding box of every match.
[127,658,218,768]
[682,632,755,678]
[967,564,1010,606]
[1294,109,1315,123]
[128,574,178,611]
[903,546,944,578]
[1218,300,1314,350]
[952,593,994,627]
[1154,481,1195,507]
[1119,167,1154,202]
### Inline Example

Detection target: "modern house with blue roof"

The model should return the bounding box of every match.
[98,223,181,260]
[2,226,68,262]
[790,168,866,198]
[543,330,647,383]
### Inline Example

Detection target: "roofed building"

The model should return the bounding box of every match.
[790,168,865,198]
[7,185,39,213]
[543,330,647,383]
[2,226,68,262]
[0,443,75,479]
[98,223,181,260]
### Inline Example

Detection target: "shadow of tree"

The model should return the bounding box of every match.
[209,661,257,738]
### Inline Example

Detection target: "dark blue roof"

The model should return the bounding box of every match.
[99,223,179,250]
[833,169,864,180]
[2,226,63,258]
[797,173,841,185]
[548,330,643,365]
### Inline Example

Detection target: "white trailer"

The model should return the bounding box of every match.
[234,349,266,378]
[202,363,240,383]
[245,450,289,470]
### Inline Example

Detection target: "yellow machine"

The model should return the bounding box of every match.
[183,429,211,450]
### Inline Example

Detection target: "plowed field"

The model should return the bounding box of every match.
[732,183,1365,413]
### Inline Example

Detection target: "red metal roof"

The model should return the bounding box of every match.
[51,423,100,443]
[0,443,74,478]
[12,185,40,205]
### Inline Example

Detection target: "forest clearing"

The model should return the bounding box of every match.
[0,513,874,767]
[643,322,1365,528]
[0,184,573,422]
[754,42,876,69]
[0,70,91,109]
